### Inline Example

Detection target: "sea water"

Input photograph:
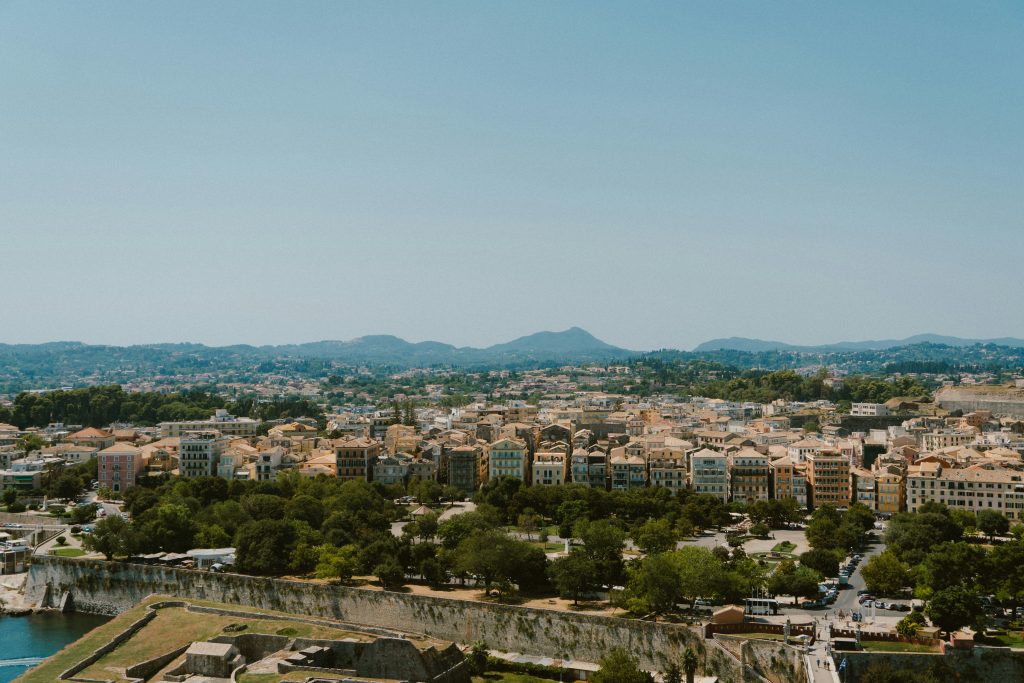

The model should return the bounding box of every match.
[0,612,110,682]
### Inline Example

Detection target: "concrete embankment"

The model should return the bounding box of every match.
[24,555,762,681]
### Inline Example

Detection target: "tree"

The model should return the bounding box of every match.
[861,551,912,597]
[235,519,306,575]
[682,647,699,683]
[927,585,984,635]
[70,503,98,525]
[138,504,197,552]
[921,542,988,593]
[787,566,823,604]
[374,556,406,590]
[977,509,1010,541]
[633,518,677,555]
[626,552,684,614]
[315,544,360,584]
[2,489,17,507]
[548,550,599,604]
[896,611,925,637]
[17,433,45,454]
[465,641,488,676]
[194,524,231,548]
[50,473,83,501]
[674,546,728,608]
[83,515,137,560]
[592,648,653,683]
[799,548,840,577]
[664,662,682,683]
[575,519,626,586]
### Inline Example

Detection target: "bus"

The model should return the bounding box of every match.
[744,598,781,616]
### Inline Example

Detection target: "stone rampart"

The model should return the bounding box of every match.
[25,555,752,679]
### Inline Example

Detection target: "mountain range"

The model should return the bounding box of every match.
[692,334,1024,353]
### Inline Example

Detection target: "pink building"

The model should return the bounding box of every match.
[98,443,144,494]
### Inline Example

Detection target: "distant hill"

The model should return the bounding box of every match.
[693,334,1024,353]
[0,328,636,381]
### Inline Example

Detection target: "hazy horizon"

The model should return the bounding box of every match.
[2,2,1022,350]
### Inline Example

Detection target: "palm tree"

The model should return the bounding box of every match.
[682,647,699,683]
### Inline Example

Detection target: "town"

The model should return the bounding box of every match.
[4,353,1024,683]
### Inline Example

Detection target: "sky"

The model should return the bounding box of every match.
[1,1,1022,352]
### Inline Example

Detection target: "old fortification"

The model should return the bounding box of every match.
[837,648,1024,683]
[25,556,766,681]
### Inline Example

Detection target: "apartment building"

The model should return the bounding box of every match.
[68,427,116,451]
[690,448,728,502]
[447,444,483,495]
[771,456,798,503]
[610,450,647,490]
[649,447,688,492]
[373,454,410,486]
[875,465,905,514]
[906,462,1024,519]
[570,449,607,489]
[851,467,876,511]
[921,430,976,452]
[727,447,770,504]
[806,450,851,509]
[159,410,259,439]
[850,403,890,417]
[97,443,144,493]
[532,452,568,486]
[179,431,230,479]
[488,438,529,482]
[333,437,381,481]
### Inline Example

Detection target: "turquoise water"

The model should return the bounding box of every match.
[0,612,110,682]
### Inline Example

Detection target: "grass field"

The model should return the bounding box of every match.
[861,640,936,653]
[772,541,797,553]
[473,674,560,683]
[17,597,377,683]
[49,547,86,557]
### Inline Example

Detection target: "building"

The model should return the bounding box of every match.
[179,432,230,479]
[98,443,144,493]
[447,445,483,495]
[806,450,851,509]
[68,427,116,451]
[649,447,688,492]
[690,448,728,502]
[488,438,529,482]
[609,450,646,490]
[727,448,770,504]
[875,465,905,514]
[770,456,807,508]
[851,467,876,512]
[251,448,284,482]
[907,462,1024,519]
[159,410,259,439]
[532,452,567,486]
[850,403,890,417]
[332,437,381,482]
[921,430,976,452]
[373,454,410,486]
[570,449,607,489]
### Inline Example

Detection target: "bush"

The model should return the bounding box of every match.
[70,525,82,534]
[56,535,67,546]
[7,501,26,513]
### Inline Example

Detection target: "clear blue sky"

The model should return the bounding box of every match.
[1,1,1021,351]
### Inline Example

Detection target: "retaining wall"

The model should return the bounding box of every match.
[25,556,756,680]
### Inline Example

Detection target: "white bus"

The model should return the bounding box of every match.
[744,598,781,616]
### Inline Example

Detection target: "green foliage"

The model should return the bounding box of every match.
[466,641,489,676]
[798,548,840,577]
[591,648,653,683]
[315,544,360,583]
[574,519,626,586]
[632,517,677,555]
[548,550,599,604]
[977,509,1010,540]
[861,550,912,596]
[625,552,684,614]
[82,515,138,560]
[926,585,984,635]
[374,556,406,590]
